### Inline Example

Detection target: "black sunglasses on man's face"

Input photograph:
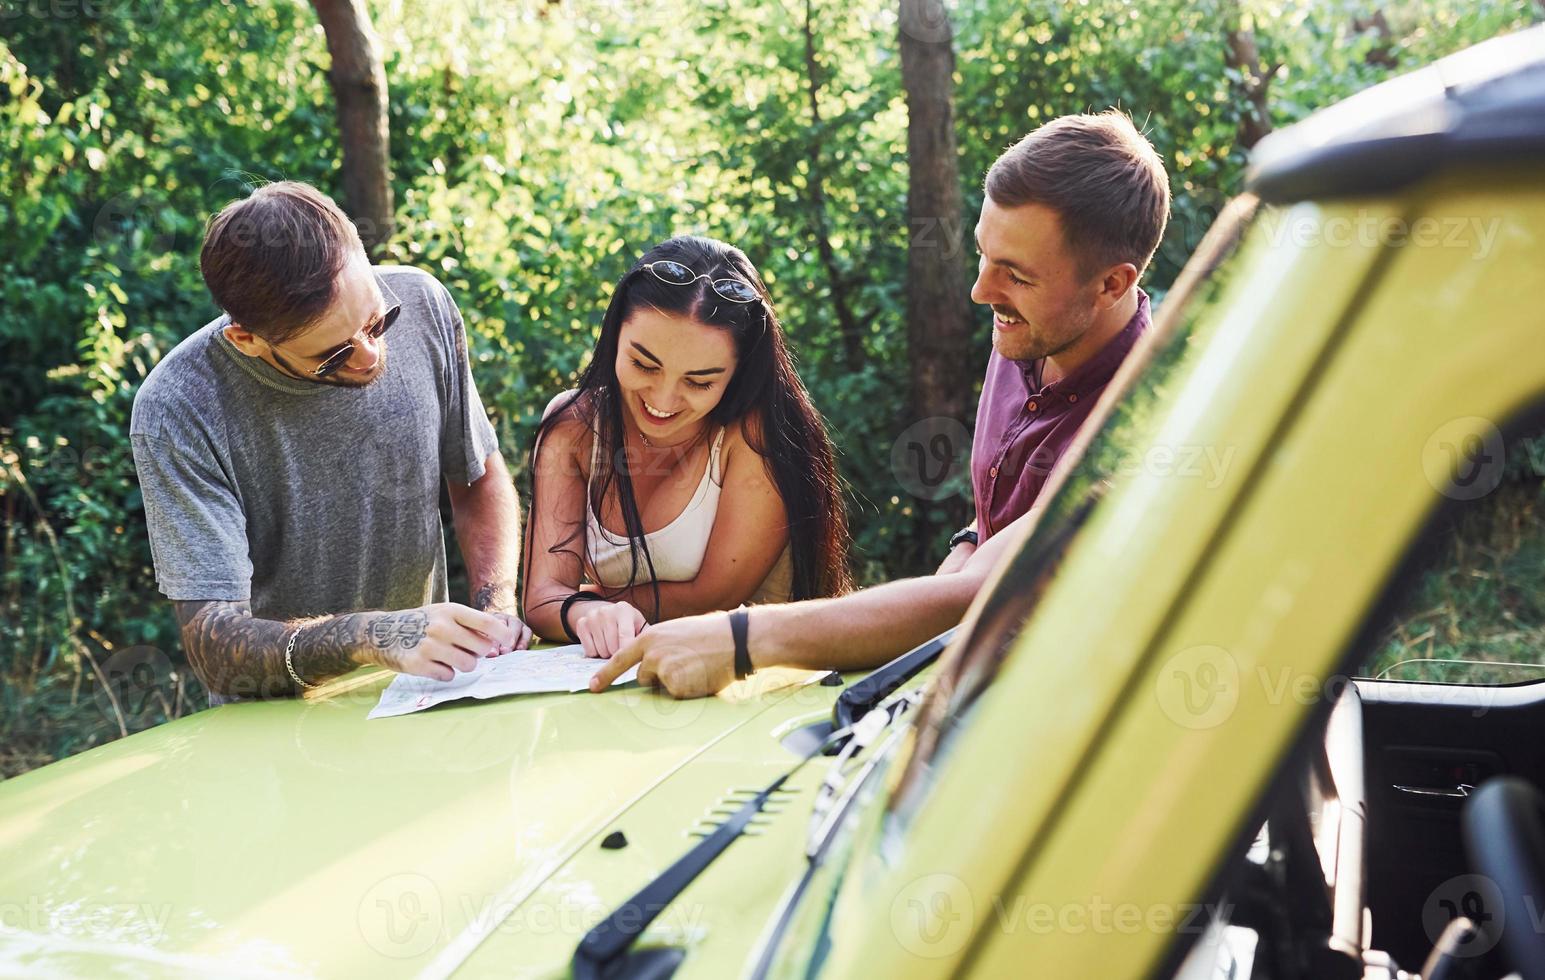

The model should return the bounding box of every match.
[272,290,401,378]
[308,303,401,377]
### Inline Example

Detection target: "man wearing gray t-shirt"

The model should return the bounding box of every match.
[131,181,530,702]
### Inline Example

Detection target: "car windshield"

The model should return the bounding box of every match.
[891,193,1264,809]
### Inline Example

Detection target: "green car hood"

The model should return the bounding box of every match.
[0,666,835,977]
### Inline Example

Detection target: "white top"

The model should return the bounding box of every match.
[584,426,792,604]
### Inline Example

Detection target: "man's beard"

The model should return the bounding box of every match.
[991,303,1090,364]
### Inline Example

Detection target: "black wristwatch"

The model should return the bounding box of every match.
[948,527,979,551]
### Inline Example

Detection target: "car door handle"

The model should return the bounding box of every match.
[1392,783,1476,799]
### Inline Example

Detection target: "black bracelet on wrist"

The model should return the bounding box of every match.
[948,527,979,551]
[560,592,609,642]
[729,606,754,679]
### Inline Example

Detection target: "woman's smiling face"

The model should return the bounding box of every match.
[614,308,738,442]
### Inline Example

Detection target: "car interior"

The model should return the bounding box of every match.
[1170,418,1545,980]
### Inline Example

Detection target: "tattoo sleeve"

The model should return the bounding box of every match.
[173,600,377,699]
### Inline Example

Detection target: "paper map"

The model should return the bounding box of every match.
[368,644,638,719]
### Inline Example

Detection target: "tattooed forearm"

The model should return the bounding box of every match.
[173,600,373,699]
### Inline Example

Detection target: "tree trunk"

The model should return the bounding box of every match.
[899,0,973,532]
[800,0,864,371]
[1222,0,1279,150]
[310,0,394,253]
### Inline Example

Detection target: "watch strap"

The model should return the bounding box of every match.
[729,607,754,679]
[948,527,979,550]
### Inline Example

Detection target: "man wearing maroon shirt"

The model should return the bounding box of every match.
[938,111,1163,572]
[593,111,1171,697]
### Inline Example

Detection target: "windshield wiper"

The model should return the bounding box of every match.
[808,695,920,855]
[749,696,920,980]
[571,737,832,980]
[831,627,954,733]
[571,635,950,979]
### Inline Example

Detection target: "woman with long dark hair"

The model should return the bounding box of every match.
[522,235,851,659]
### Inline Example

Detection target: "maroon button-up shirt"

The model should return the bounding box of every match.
[970,289,1151,541]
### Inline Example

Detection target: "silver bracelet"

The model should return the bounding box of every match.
[285,625,318,691]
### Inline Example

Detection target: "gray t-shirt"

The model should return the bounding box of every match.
[130,265,498,624]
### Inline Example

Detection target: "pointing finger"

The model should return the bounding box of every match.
[590,638,646,692]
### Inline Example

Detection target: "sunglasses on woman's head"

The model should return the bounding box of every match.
[643,260,760,304]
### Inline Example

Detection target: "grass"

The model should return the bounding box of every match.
[0,656,206,781]
[1363,467,1545,685]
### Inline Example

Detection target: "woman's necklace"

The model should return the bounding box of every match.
[626,419,705,461]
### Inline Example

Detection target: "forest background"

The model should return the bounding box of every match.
[3,0,1539,776]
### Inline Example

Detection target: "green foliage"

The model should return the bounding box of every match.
[1,0,1535,776]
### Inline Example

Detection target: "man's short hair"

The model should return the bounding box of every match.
[986,110,1171,279]
[199,181,364,344]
